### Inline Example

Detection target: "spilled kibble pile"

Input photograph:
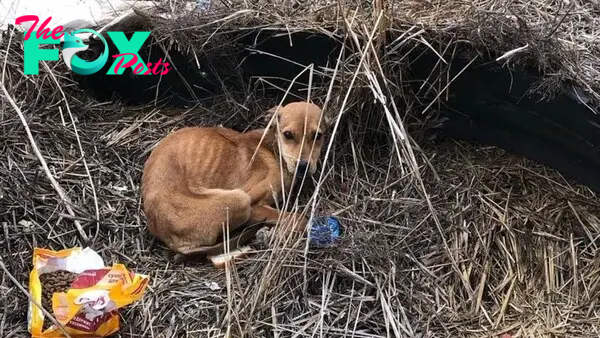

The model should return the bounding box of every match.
[39,270,78,331]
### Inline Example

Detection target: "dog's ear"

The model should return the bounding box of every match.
[321,113,334,130]
[264,105,282,126]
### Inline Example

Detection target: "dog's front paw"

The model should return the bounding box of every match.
[174,253,186,264]
[252,226,273,249]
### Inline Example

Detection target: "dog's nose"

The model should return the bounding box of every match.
[297,160,309,173]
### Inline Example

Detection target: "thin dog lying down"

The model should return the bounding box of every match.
[141,101,329,262]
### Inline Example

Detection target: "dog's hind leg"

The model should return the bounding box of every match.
[171,188,255,258]
[249,205,308,235]
[174,222,264,263]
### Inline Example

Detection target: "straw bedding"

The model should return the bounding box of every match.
[2,0,600,337]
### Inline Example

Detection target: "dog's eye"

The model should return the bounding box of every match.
[314,132,323,141]
[283,131,294,140]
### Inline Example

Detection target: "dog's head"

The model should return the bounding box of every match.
[266,101,330,177]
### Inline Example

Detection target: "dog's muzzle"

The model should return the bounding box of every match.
[297,160,309,175]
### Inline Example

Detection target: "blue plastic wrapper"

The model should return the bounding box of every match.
[309,216,341,248]
[196,0,211,10]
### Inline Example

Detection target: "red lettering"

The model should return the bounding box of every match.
[112,53,138,73]
[110,54,171,75]
[133,62,145,75]
[51,26,64,39]
[15,15,39,41]
[151,58,163,75]
[15,16,62,41]
[35,17,53,40]
[143,63,153,75]
[161,63,172,75]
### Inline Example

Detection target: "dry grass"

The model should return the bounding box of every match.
[2,0,600,337]
[149,0,600,108]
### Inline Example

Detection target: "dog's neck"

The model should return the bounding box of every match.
[246,128,295,188]
[269,134,295,187]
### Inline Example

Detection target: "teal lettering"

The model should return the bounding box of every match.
[23,32,59,75]
[106,31,150,75]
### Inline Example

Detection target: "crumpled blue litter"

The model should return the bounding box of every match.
[309,216,341,248]
[196,0,211,10]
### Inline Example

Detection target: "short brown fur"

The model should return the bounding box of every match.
[141,101,328,257]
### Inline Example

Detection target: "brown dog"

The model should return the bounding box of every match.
[141,101,328,259]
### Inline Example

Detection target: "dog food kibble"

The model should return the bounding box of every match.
[39,270,78,331]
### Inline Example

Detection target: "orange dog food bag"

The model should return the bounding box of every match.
[28,247,150,337]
